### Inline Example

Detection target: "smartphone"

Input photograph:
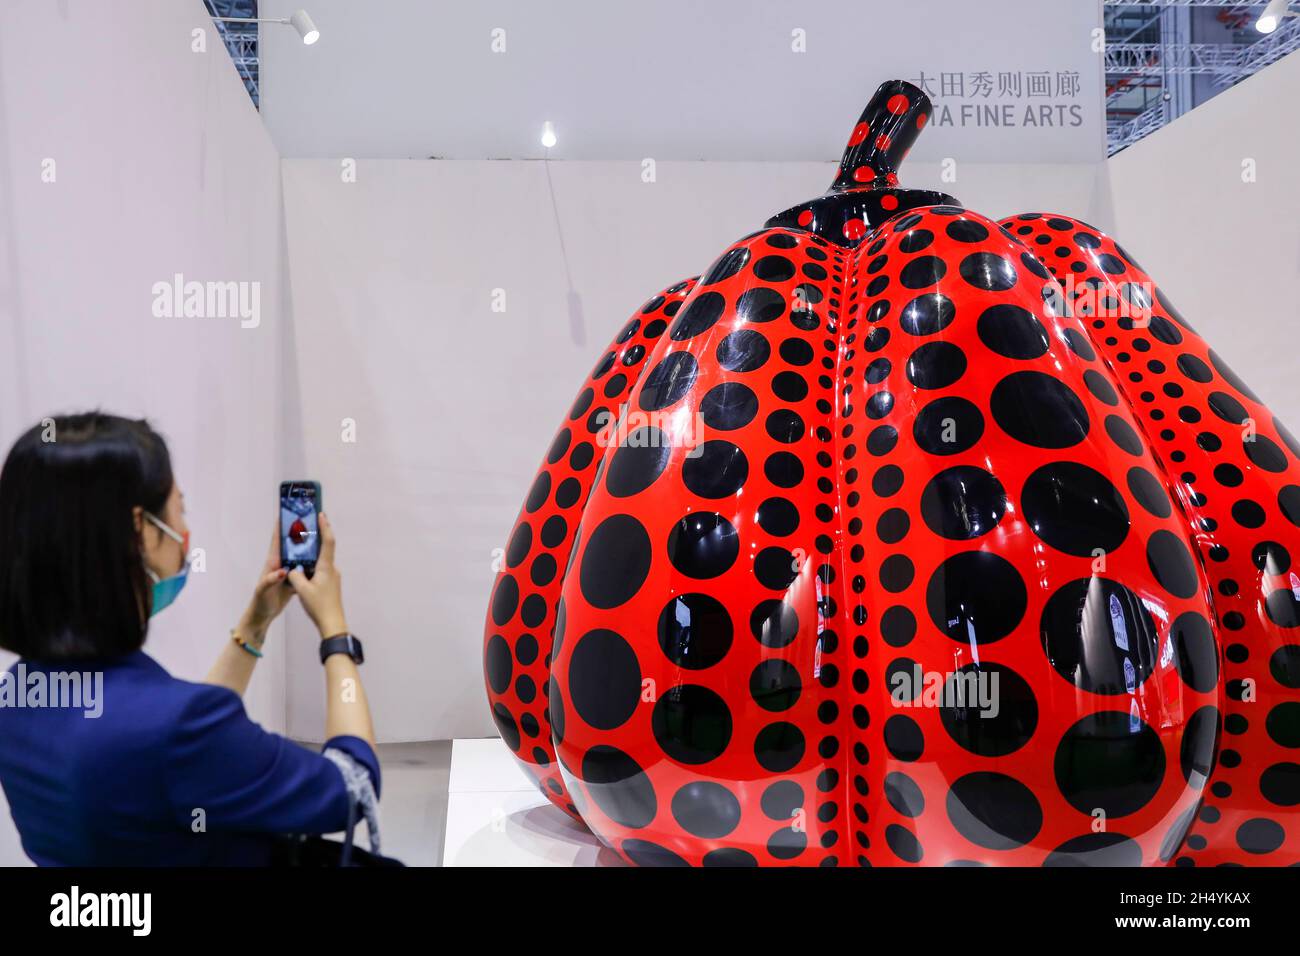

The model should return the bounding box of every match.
[280,481,323,579]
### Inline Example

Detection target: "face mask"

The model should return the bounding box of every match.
[144,512,190,617]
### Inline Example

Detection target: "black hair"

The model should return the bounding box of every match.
[0,412,174,661]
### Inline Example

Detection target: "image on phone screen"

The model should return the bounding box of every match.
[280,482,321,570]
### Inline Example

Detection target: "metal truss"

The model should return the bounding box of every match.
[1105,17,1300,83]
[1107,101,1170,152]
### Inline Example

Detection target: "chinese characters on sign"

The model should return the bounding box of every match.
[912,70,1086,128]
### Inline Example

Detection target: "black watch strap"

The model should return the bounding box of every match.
[320,633,364,665]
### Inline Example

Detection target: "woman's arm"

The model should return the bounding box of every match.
[205,526,290,696]
[287,513,376,746]
[204,610,270,697]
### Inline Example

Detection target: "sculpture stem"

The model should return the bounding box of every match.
[830,80,932,192]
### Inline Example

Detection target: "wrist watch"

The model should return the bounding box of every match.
[320,632,364,665]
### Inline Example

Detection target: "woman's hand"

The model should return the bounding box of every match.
[287,512,348,639]
[241,522,292,635]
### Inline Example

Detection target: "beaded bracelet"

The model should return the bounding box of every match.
[232,628,264,658]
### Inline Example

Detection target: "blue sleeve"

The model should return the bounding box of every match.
[163,684,381,835]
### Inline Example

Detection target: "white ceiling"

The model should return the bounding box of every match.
[259,0,1104,163]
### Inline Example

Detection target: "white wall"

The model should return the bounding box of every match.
[258,0,1105,163]
[280,156,1104,740]
[1096,52,1300,417]
[0,0,289,727]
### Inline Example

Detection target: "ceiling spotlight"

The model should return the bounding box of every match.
[289,9,320,44]
[211,8,320,46]
[1257,0,1291,33]
[541,121,557,149]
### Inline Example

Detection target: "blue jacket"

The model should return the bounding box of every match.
[0,649,380,866]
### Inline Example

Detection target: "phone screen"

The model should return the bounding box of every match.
[280,481,321,573]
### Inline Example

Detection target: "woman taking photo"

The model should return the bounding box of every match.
[0,412,381,866]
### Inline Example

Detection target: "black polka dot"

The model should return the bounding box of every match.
[914,396,985,455]
[492,702,520,751]
[658,594,732,670]
[569,629,642,730]
[755,546,800,591]
[1260,763,1300,808]
[750,659,802,712]
[490,574,519,626]
[667,512,739,579]
[880,605,916,647]
[939,663,1038,757]
[885,772,925,817]
[702,848,757,867]
[622,839,689,866]
[976,304,1049,360]
[899,256,947,289]
[582,745,657,828]
[505,522,532,568]
[765,409,805,444]
[639,352,698,411]
[898,228,933,253]
[926,551,1027,644]
[754,721,805,773]
[1280,485,1300,527]
[702,246,751,285]
[1021,461,1130,556]
[1043,832,1143,867]
[1244,434,1289,473]
[866,424,898,456]
[1268,702,1300,748]
[1127,467,1171,518]
[1084,369,1119,406]
[884,714,925,761]
[1041,578,1158,694]
[700,382,759,431]
[652,684,732,764]
[919,466,1006,540]
[1104,415,1144,457]
[899,293,955,335]
[1266,587,1300,628]
[716,329,770,372]
[485,634,512,694]
[761,780,803,820]
[1146,530,1200,599]
[671,781,741,838]
[670,291,726,340]
[750,599,799,648]
[885,825,924,863]
[1271,645,1300,688]
[946,218,990,243]
[736,287,786,323]
[906,341,967,389]
[764,451,803,488]
[946,772,1042,850]
[606,428,671,498]
[1061,328,1096,361]
[1177,353,1213,383]
[580,515,651,609]
[872,464,904,497]
[959,252,1017,291]
[772,370,809,402]
[1235,818,1285,855]
[682,440,748,499]
[757,496,800,537]
[879,554,914,592]
[753,255,795,283]
[1054,711,1165,817]
[990,372,1089,448]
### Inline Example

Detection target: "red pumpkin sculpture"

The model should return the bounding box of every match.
[482,80,1300,866]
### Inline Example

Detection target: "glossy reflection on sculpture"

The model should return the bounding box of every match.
[482,79,1300,866]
